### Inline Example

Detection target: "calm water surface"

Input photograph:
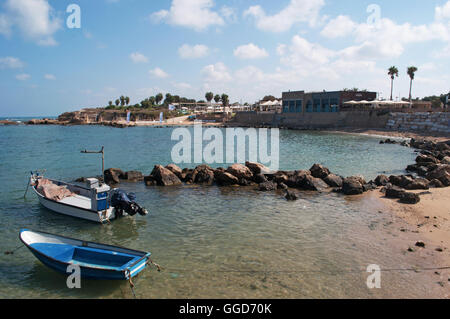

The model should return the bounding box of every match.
[0,125,441,298]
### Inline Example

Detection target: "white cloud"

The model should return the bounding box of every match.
[178,44,210,59]
[0,56,24,68]
[320,15,356,38]
[1,0,61,45]
[149,67,169,78]
[201,62,232,82]
[436,1,450,21]
[321,15,450,60]
[130,52,149,63]
[233,43,269,59]
[243,0,325,32]
[280,35,335,67]
[16,73,31,81]
[220,6,237,23]
[44,74,56,80]
[151,0,224,31]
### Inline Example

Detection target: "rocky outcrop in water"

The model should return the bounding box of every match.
[96,138,450,204]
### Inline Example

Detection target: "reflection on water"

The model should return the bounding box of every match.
[1,126,442,298]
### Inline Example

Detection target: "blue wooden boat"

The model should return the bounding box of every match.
[20,229,151,280]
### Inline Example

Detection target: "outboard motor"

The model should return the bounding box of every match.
[110,189,148,219]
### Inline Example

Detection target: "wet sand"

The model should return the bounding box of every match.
[362,187,450,295]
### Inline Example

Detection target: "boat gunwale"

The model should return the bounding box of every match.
[19,229,150,276]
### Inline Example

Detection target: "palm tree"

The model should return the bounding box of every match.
[115,99,120,106]
[108,101,113,107]
[149,96,156,107]
[119,95,125,106]
[125,96,130,106]
[155,93,163,105]
[164,93,173,105]
[205,92,214,103]
[214,94,221,103]
[407,66,418,105]
[388,66,399,101]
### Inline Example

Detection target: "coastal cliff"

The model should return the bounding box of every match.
[26,108,179,126]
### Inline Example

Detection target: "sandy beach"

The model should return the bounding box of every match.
[328,128,450,142]
[363,186,450,292]
[374,187,450,262]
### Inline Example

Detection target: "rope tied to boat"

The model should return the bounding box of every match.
[125,269,137,299]
[147,258,162,272]
[4,244,24,255]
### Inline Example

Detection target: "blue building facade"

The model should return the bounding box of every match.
[282,90,377,114]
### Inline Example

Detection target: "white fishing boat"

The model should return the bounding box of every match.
[29,172,148,223]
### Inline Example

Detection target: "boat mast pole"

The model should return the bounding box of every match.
[81,146,105,182]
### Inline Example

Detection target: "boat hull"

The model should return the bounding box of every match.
[20,229,151,280]
[34,186,114,223]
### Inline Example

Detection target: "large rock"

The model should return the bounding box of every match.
[227,164,253,180]
[399,192,420,204]
[191,165,215,185]
[416,154,439,164]
[323,174,343,187]
[342,176,365,195]
[258,181,277,192]
[104,168,123,185]
[245,162,271,175]
[426,165,450,186]
[214,170,239,186]
[374,175,389,186]
[149,165,182,186]
[180,168,193,182]
[253,174,268,184]
[285,170,310,188]
[299,175,329,191]
[429,179,444,188]
[403,178,429,190]
[120,171,143,182]
[389,175,414,188]
[165,164,182,178]
[309,164,330,179]
[385,185,406,199]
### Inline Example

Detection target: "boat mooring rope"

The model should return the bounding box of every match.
[147,258,163,272]
[158,265,450,275]
[4,244,24,255]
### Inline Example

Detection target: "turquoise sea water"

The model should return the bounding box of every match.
[0,125,443,298]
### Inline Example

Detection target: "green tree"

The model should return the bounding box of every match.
[149,96,156,106]
[164,93,173,105]
[155,93,163,105]
[125,96,130,106]
[108,101,113,107]
[214,94,221,103]
[221,94,229,106]
[119,95,125,106]
[407,66,418,104]
[262,95,276,101]
[115,99,120,106]
[388,66,399,101]
[205,92,214,103]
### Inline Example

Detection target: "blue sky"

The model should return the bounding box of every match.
[0,0,449,116]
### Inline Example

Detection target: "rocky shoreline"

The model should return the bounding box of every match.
[93,138,450,205]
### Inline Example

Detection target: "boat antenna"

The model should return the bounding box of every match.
[81,146,105,182]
